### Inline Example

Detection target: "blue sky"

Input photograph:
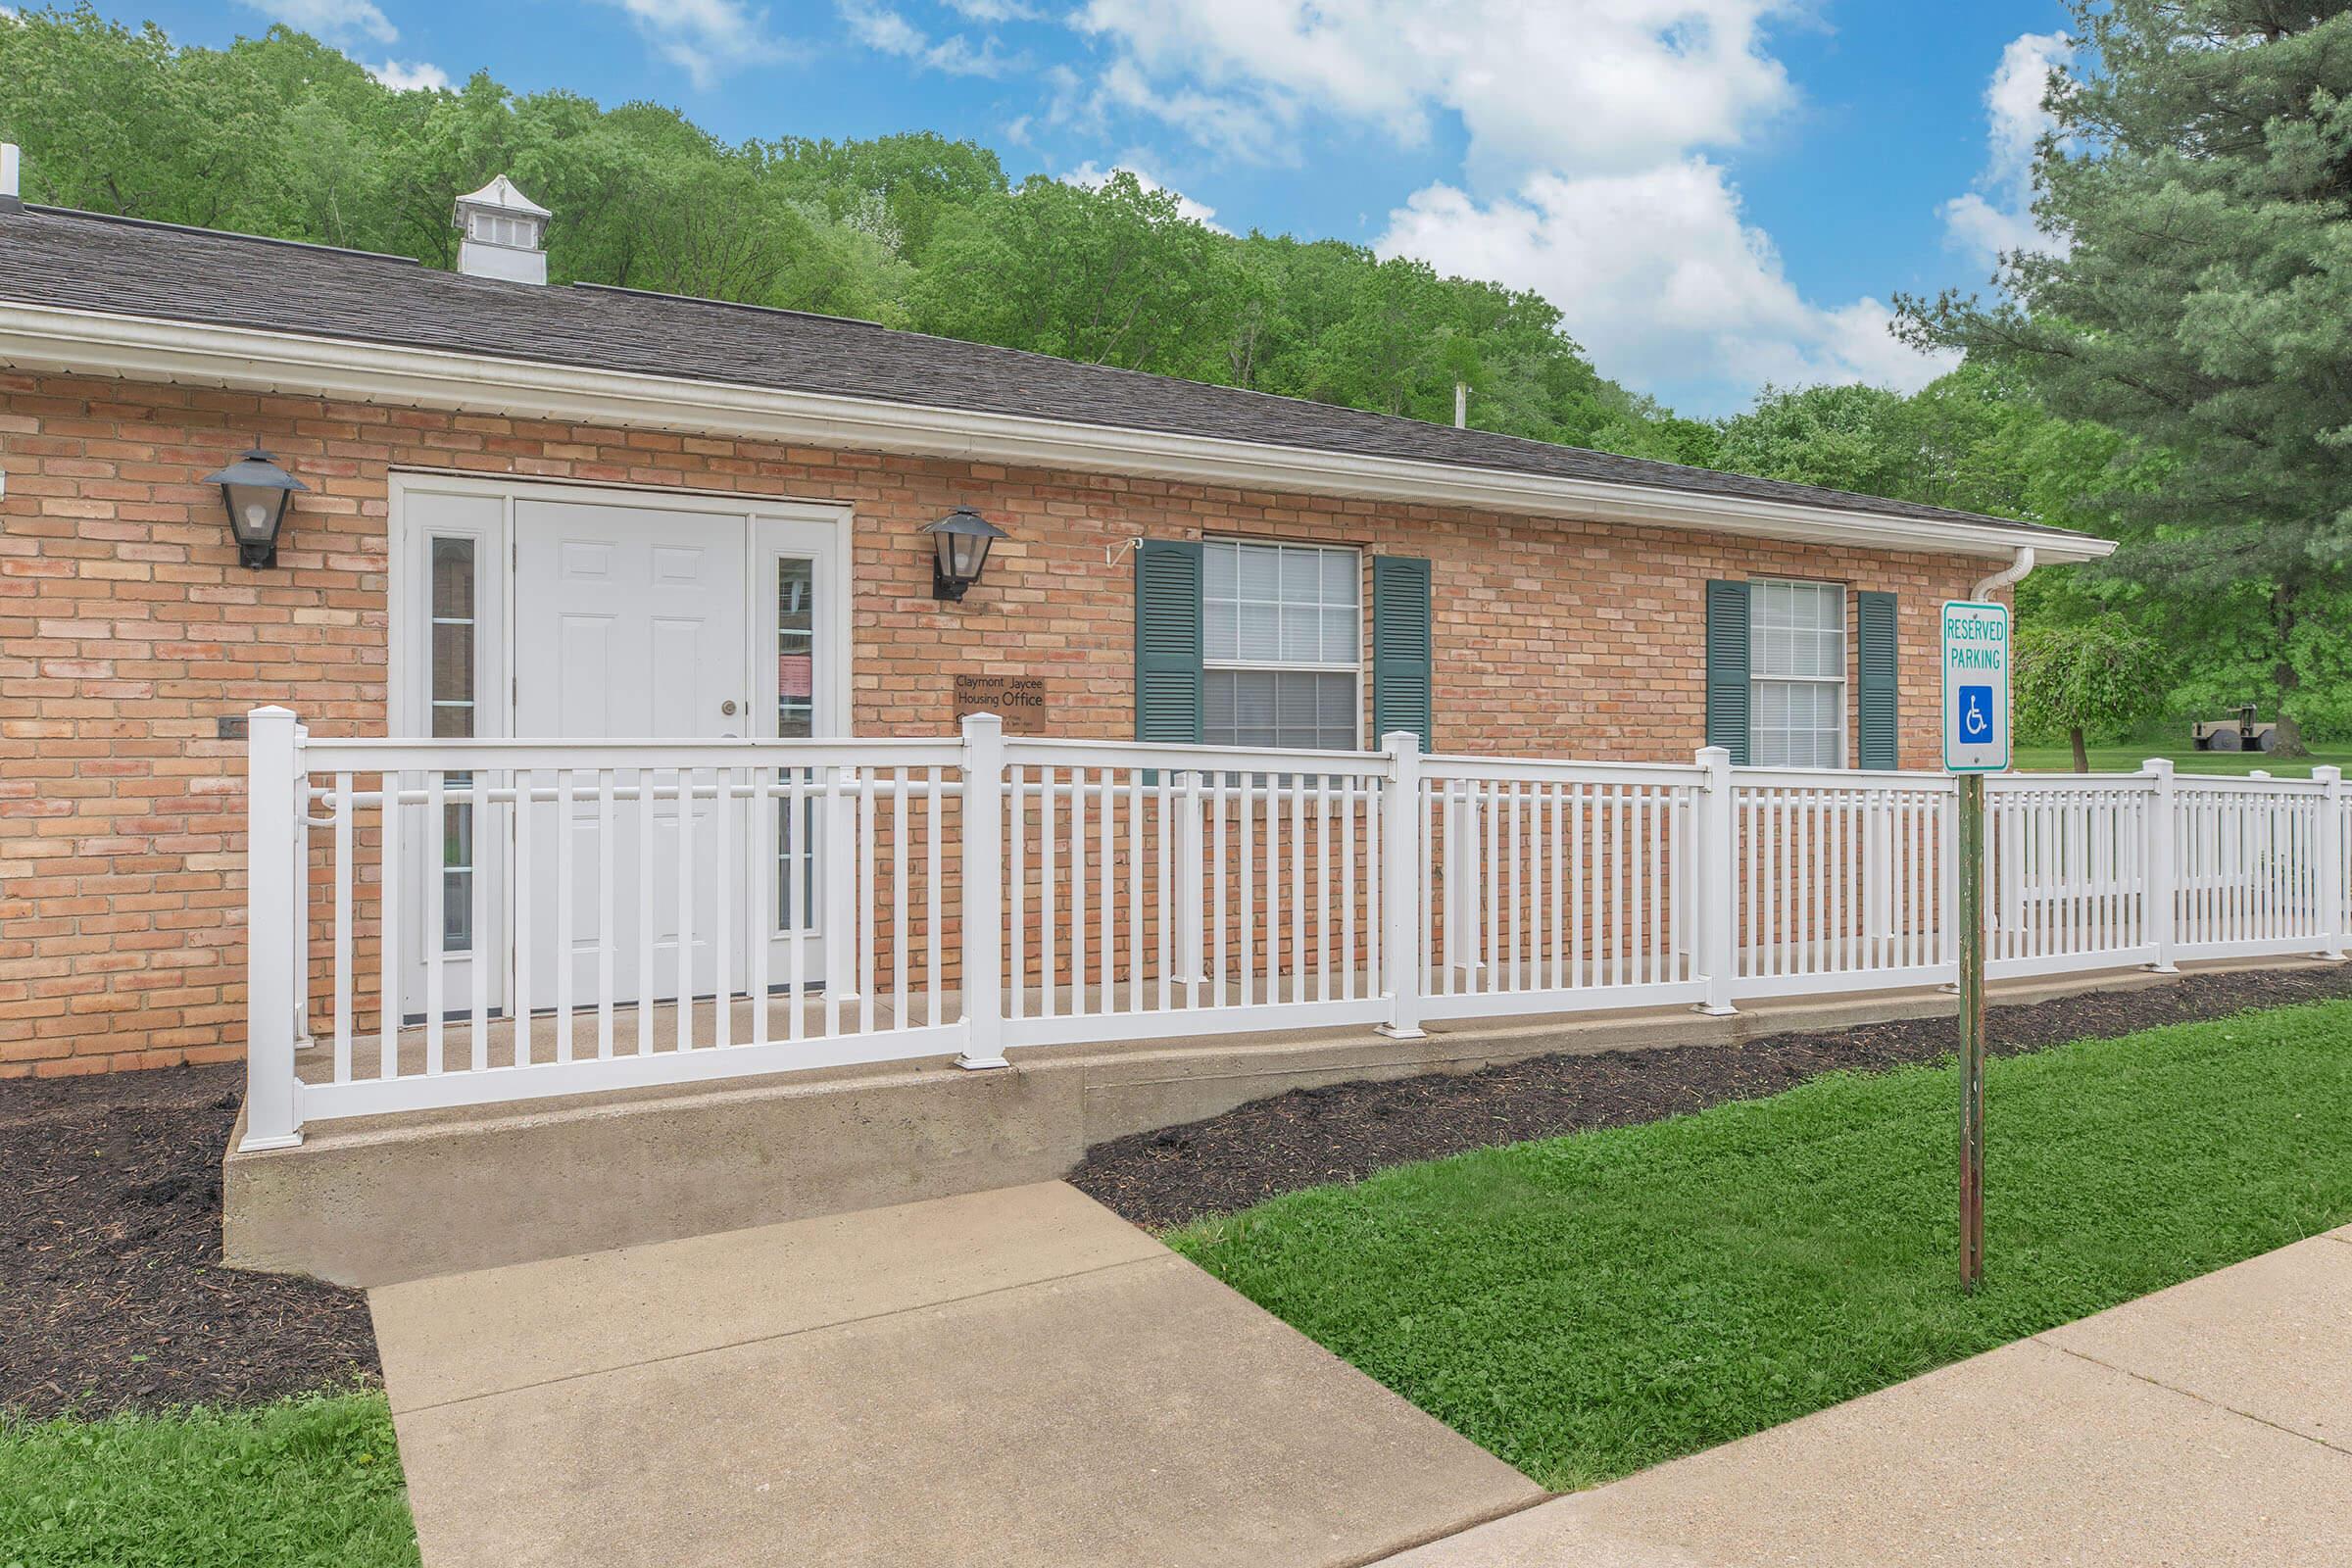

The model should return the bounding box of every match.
[139,1,2076,416]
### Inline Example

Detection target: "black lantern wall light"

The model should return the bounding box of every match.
[922,505,1008,601]
[203,446,308,569]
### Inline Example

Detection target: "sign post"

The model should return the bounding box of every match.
[1941,600,2011,1294]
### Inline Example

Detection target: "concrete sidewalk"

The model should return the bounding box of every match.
[369,1182,1543,1568]
[1384,1226,2352,1567]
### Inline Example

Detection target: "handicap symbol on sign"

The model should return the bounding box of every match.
[1960,684,1993,743]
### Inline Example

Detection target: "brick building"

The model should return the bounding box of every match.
[0,163,2110,1076]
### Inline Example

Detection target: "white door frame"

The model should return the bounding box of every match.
[387,470,856,1018]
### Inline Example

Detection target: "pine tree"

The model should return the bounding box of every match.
[1899,1,2352,755]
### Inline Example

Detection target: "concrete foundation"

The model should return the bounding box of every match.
[224,958,2333,1287]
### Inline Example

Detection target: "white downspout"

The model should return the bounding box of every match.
[1971,546,2034,601]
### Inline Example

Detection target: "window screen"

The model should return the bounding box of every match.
[1749,578,1847,769]
[1201,541,1360,751]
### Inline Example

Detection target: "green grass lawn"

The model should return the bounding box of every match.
[0,1394,416,1568]
[1170,1002,2352,1493]
[2012,738,2352,777]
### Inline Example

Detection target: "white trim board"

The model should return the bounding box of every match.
[0,300,2113,564]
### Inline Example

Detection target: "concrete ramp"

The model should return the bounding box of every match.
[370,1182,1543,1568]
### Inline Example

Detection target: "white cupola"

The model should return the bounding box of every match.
[453,173,552,284]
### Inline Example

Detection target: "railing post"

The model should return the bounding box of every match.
[823,768,857,1000]
[2317,764,2346,962]
[292,717,314,1051]
[1995,783,2022,935]
[2145,758,2180,973]
[1175,770,1205,984]
[1695,746,1738,1016]
[241,707,305,1152]
[1377,730,1427,1040]
[1446,780,1482,981]
[1939,780,1962,983]
[956,713,1008,1069]
[1864,796,1894,949]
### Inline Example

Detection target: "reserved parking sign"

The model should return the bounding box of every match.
[1941,600,2011,773]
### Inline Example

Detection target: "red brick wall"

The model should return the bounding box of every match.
[0,369,1994,1075]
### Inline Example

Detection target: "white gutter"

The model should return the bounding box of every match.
[1971,547,2037,600]
[0,301,2116,564]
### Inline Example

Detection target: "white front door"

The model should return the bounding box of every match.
[394,476,849,1024]
[514,498,748,1009]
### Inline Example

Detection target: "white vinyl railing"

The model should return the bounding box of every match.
[237,710,2352,1149]
[1733,768,1957,996]
[1414,757,1707,1020]
[1000,743,1393,1046]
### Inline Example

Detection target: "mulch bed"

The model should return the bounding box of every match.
[1071,964,2352,1232]
[0,1063,378,1420]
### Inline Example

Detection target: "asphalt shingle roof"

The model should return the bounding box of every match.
[0,204,2089,546]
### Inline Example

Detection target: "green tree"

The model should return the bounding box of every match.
[0,4,284,227]
[913,172,1242,375]
[1713,383,1924,497]
[763,131,1006,261]
[1898,0,2352,757]
[2014,615,2175,771]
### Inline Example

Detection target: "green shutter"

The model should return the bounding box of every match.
[1134,539,1203,745]
[1704,579,1751,765]
[1857,590,1898,770]
[1372,556,1434,752]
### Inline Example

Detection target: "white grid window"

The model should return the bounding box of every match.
[1750,579,1847,769]
[1202,540,1360,751]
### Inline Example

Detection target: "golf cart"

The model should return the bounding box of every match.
[2190,704,2279,753]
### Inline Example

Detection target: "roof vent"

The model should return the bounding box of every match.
[1,144,21,214]
[453,173,550,284]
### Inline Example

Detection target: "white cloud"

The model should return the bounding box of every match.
[1941,30,2073,268]
[1093,54,1294,165]
[368,59,451,92]
[1067,0,1951,410]
[1379,162,1952,416]
[1074,0,1795,180]
[1941,192,2044,269]
[942,0,1040,19]
[1062,160,1232,234]
[238,0,397,45]
[592,0,792,88]
[840,0,1019,77]
[1053,0,1969,409]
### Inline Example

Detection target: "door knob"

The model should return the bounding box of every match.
[721,700,738,716]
